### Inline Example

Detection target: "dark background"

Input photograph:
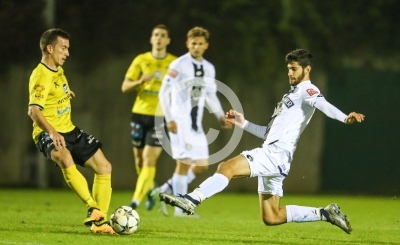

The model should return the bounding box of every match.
[0,0,399,195]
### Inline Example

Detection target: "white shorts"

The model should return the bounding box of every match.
[169,120,209,161]
[241,144,291,197]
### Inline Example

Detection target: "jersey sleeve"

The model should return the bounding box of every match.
[28,74,50,110]
[243,120,268,139]
[161,59,181,86]
[206,92,224,119]
[125,55,142,81]
[301,84,347,122]
[301,85,323,107]
[159,60,181,122]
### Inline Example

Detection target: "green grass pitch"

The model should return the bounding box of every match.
[0,189,398,245]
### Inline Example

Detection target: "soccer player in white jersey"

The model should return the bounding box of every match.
[150,27,231,217]
[160,49,364,233]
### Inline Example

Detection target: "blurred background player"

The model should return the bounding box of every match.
[28,28,116,234]
[121,24,176,210]
[152,26,231,217]
[160,49,364,234]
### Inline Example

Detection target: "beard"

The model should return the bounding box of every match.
[291,70,305,86]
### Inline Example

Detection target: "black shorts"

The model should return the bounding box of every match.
[36,127,102,166]
[130,113,166,148]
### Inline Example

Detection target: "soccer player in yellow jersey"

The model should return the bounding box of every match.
[28,29,116,234]
[121,24,176,210]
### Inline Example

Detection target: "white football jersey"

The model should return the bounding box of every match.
[263,80,325,160]
[160,53,217,132]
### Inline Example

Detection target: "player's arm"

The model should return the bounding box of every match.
[121,75,152,93]
[314,99,364,124]
[27,105,66,149]
[121,56,152,93]
[206,92,231,129]
[158,68,178,133]
[226,110,266,138]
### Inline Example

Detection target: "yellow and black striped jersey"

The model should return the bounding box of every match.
[125,52,176,116]
[28,63,75,143]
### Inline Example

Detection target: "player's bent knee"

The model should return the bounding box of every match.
[194,165,208,172]
[52,151,74,168]
[261,215,281,226]
[216,161,233,177]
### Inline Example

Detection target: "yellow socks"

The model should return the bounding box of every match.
[132,166,155,202]
[61,165,98,209]
[93,174,112,220]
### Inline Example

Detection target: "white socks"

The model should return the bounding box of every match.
[187,168,196,183]
[187,173,229,203]
[160,168,196,195]
[172,173,188,213]
[159,179,173,194]
[286,205,325,223]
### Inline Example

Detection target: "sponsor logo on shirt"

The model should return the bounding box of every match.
[32,85,46,100]
[306,88,319,96]
[282,96,294,108]
[56,106,71,116]
[57,93,72,104]
[185,78,206,88]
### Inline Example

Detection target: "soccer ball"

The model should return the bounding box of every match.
[109,206,140,235]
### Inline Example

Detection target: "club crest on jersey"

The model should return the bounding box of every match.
[272,102,284,117]
[153,70,162,80]
[306,88,319,96]
[282,96,294,108]
[63,84,69,94]
[195,70,203,77]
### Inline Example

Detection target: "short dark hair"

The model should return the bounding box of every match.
[152,24,170,37]
[285,49,313,68]
[187,27,210,41]
[40,28,70,54]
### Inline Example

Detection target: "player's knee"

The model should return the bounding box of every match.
[142,156,158,166]
[261,214,281,226]
[53,151,74,168]
[194,165,208,173]
[99,161,112,174]
[216,161,233,178]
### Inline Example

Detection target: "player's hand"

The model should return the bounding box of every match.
[70,91,75,99]
[167,120,177,134]
[140,74,152,84]
[49,130,67,150]
[219,116,232,129]
[225,110,245,127]
[344,112,365,124]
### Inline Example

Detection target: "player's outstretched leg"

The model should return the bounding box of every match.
[321,203,352,234]
[159,193,197,215]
